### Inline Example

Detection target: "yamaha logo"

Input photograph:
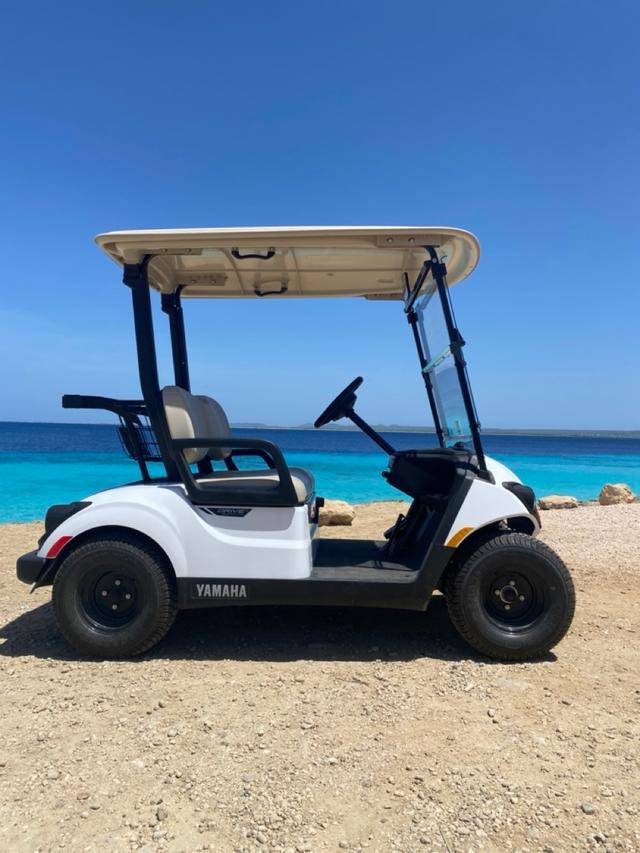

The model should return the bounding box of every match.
[194,583,247,599]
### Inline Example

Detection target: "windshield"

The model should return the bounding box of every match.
[413,282,476,447]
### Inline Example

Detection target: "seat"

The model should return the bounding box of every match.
[162,386,315,503]
[199,468,312,503]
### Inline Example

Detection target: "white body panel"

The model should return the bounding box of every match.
[444,455,539,546]
[38,456,536,581]
[37,484,314,580]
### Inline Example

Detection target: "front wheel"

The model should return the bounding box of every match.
[52,533,177,658]
[445,532,575,661]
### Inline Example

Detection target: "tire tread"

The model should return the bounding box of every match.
[52,533,177,658]
[445,532,575,661]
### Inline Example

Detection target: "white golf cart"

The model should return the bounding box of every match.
[17,227,575,660]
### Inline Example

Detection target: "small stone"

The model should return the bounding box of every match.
[339,843,349,849]
[327,756,338,765]
[167,729,178,738]
[487,708,496,718]
[46,769,61,780]
[581,803,596,815]
[157,806,169,821]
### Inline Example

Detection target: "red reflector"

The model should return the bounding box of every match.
[46,535,73,558]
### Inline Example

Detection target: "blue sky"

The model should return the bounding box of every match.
[1,1,638,430]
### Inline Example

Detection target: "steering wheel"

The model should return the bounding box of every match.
[314,377,363,428]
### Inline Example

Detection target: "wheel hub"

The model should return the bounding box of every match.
[92,572,137,620]
[487,573,536,621]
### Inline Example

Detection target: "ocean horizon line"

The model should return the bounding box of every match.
[0,419,639,439]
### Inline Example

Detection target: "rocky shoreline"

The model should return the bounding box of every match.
[318,483,638,526]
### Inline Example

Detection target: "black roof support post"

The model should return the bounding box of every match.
[425,247,487,471]
[161,287,191,391]
[123,259,180,481]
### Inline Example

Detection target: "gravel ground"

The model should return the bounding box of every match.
[0,504,638,853]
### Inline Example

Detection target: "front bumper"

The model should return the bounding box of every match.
[16,550,47,585]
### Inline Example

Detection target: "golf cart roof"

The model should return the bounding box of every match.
[96,226,479,299]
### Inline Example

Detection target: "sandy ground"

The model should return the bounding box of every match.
[0,503,639,853]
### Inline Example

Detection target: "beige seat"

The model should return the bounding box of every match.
[162,386,314,503]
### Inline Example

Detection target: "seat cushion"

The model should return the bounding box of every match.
[197,395,232,461]
[199,467,314,503]
[162,386,209,465]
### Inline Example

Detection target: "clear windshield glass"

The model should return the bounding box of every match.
[414,284,474,446]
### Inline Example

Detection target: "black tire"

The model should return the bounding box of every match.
[52,533,177,658]
[445,532,575,661]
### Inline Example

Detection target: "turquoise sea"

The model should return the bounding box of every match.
[1,422,639,523]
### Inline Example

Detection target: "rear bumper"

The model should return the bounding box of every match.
[16,550,47,585]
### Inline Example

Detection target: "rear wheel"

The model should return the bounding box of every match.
[52,533,177,658]
[445,532,575,660]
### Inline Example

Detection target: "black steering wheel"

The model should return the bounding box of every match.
[314,377,363,428]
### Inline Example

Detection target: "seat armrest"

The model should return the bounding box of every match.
[227,447,274,468]
[171,437,299,506]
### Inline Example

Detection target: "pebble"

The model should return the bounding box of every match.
[581,803,597,815]
[157,806,168,821]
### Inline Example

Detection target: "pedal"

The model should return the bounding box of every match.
[384,513,406,540]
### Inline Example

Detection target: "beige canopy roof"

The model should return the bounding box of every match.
[95,226,480,299]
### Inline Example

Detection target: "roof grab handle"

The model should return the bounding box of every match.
[231,247,276,261]
[254,283,288,297]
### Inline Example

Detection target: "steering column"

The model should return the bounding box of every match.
[314,377,396,456]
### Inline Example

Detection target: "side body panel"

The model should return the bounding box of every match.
[37,484,313,580]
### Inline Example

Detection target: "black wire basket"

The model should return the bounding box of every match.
[117,417,163,462]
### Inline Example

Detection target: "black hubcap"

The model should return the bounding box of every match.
[80,570,139,629]
[484,571,543,628]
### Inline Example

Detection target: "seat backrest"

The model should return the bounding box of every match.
[162,386,209,465]
[197,396,232,460]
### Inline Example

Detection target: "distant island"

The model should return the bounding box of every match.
[1,421,638,439]
[231,423,640,439]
